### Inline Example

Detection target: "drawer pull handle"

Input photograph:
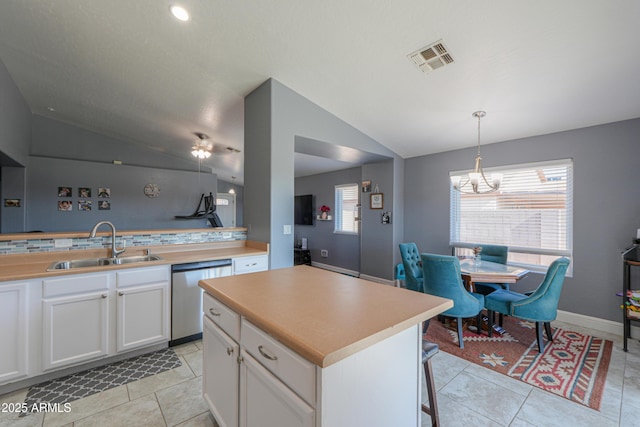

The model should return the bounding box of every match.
[209,308,221,316]
[102,294,108,299]
[118,291,124,296]
[258,345,278,361]
[227,347,234,355]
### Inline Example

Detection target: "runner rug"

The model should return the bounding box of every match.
[425,316,613,410]
[20,348,181,416]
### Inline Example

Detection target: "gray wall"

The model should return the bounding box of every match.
[0,58,31,232]
[245,79,402,274]
[0,59,30,167]
[361,160,396,279]
[295,167,362,272]
[27,157,217,232]
[404,118,640,322]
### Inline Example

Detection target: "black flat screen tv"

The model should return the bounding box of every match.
[295,194,313,225]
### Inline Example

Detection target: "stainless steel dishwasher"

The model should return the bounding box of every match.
[170,259,232,346]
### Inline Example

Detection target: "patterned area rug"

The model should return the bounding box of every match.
[425,316,613,410]
[22,348,181,415]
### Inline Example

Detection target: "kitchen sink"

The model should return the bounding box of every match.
[47,255,162,271]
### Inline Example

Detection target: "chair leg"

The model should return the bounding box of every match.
[498,313,504,327]
[544,322,553,341]
[536,322,545,353]
[457,317,464,349]
[476,313,483,335]
[487,310,494,337]
[421,356,440,426]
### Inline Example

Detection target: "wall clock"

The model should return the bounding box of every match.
[143,183,160,198]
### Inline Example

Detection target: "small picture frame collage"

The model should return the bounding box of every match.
[58,187,111,212]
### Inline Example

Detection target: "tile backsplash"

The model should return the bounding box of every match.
[0,230,247,255]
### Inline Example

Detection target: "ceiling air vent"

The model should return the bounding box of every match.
[408,40,454,74]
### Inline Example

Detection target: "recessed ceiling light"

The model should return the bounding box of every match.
[170,5,190,22]
[47,106,56,112]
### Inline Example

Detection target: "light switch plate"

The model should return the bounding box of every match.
[283,224,292,235]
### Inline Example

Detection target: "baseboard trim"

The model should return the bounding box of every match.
[310,261,359,278]
[358,274,395,287]
[556,309,639,338]
[308,263,396,286]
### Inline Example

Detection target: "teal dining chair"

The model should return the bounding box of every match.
[399,243,424,293]
[395,263,406,288]
[485,257,570,352]
[421,253,485,349]
[473,244,509,295]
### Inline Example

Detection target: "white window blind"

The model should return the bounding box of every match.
[450,159,573,271]
[335,184,359,234]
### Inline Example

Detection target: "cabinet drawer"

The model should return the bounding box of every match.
[203,292,240,341]
[117,266,169,288]
[43,272,111,298]
[233,255,268,275]
[241,320,315,405]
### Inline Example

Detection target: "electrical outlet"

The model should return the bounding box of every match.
[321,249,328,257]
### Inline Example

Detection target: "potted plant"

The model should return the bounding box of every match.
[319,205,330,220]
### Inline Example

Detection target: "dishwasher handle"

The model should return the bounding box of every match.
[171,259,232,273]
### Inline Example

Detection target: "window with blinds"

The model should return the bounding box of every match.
[450,159,573,271]
[335,184,359,234]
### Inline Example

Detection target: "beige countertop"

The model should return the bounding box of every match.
[0,240,268,282]
[199,265,453,368]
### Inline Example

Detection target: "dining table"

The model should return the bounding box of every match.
[458,258,529,293]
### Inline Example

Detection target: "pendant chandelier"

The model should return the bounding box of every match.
[191,133,212,159]
[450,111,502,194]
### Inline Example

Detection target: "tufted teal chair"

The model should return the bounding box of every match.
[395,263,406,288]
[399,243,424,292]
[421,253,485,349]
[485,257,570,352]
[473,244,509,295]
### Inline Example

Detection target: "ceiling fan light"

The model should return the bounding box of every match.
[170,5,190,22]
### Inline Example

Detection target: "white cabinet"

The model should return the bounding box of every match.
[202,294,315,427]
[240,350,314,427]
[42,272,111,371]
[203,316,239,427]
[0,281,31,384]
[116,266,170,352]
[40,265,170,373]
[233,255,268,275]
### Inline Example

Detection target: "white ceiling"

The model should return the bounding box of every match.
[1,1,639,184]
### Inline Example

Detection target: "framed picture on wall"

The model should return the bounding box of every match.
[362,180,371,193]
[370,193,383,209]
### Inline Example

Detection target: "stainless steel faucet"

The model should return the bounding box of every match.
[89,221,126,258]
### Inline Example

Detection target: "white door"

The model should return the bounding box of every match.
[216,193,236,227]
[42,291,109,371]
[117,282,169,352]
[203,316,239,427]
[240,350,315,427]
[0,282,29,384]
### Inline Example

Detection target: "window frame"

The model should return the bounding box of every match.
[334,183,359,235]
[449,158,573,274]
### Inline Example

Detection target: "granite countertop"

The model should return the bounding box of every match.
[199,265,453,368]
[0,240,268,282]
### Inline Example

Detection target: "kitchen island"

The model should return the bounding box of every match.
[199,265,452,427]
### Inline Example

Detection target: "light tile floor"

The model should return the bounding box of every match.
[1,322,639,427]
